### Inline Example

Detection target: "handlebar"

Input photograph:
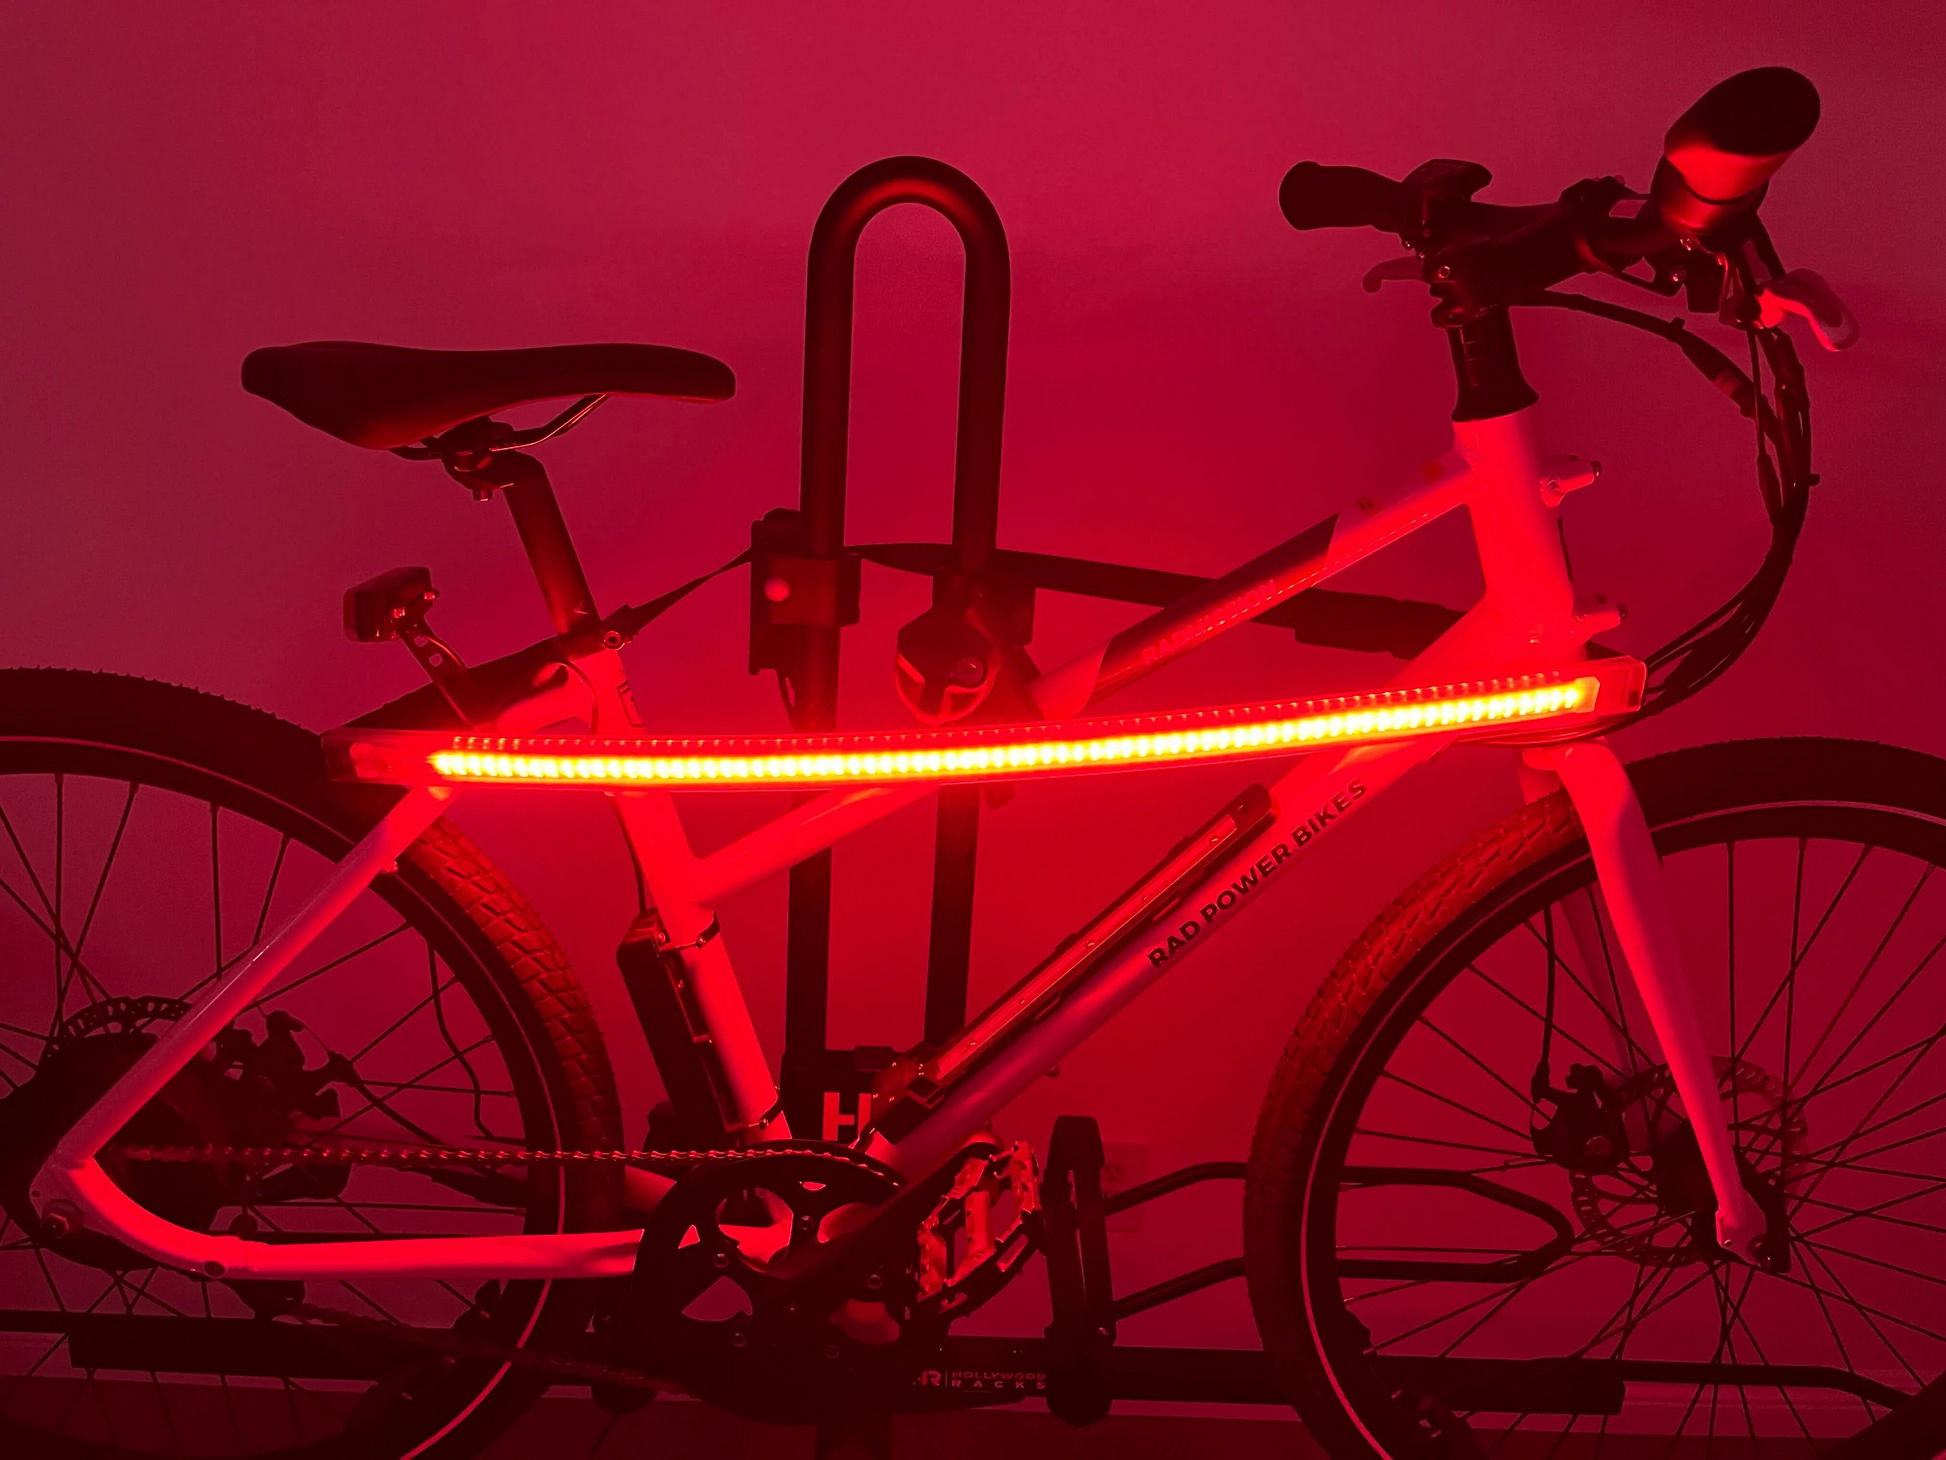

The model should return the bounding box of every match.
[1280,68,1821,318]
[1278,72,1827,736]
[1278,163,1417,234]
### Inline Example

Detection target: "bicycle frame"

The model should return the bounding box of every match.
[30,400,1769,1280]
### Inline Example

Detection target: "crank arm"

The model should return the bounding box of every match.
[764,1139,1003,1314]
[1527,742,1769,1261]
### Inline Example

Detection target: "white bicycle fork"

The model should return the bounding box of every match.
[1526,740,1770,1260]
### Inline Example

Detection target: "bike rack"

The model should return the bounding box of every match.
[756,159,1470,1149]
[763,157,1016,1143]
[752,163,1301,1459]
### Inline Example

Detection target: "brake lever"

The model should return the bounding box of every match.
[1755,269,1859,351]
[1362,255,1424,292]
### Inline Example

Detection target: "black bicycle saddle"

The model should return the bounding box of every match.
[242,340,736,450]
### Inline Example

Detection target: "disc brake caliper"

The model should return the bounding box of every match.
[1531,1063,1629,1174]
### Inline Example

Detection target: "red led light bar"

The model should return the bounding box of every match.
[323,660,1643,791]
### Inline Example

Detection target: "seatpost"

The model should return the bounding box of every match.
[494,452,601,636]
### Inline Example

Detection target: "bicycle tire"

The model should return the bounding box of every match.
[1246,736,1946,1457]
[0,668,625,1459]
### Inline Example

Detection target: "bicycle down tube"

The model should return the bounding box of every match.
[31,400,1756,1279]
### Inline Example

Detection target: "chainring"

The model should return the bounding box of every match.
[618,1147,913,1421]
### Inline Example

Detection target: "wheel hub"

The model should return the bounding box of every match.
[0,997,354,1269]
[1563,1055,1805,1268]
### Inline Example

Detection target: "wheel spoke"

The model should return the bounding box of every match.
[1793,1235,1927,1385]
[1518,913,1659,1074]
[1586,883,1646,1083]
[1377,1068,1534,1141]
[1364,1216,1676,1354]
[0,849,117,1028]
[240,919,413,1011]
[308,1033,499,1140]
[1792,1176,1946,1240]
[1352,1126,1534,1160]
[1801,1019,1946,1107]
[1732,840,1871,1074]
[342,1078,516,1098]
[1790,942,1946,1183]
[1462,960,1634,1082]
[1776,1242,1940,1364]
[116,1272,188,1456]
[1795,861,1934,1093]
[1799,1234,1946,1289]
[1725,1284,1823,1443]
[54,781,140,1028]
[1783,839,1810,1119]
[1728,842,1740,1167]
[251,831,292,944]
[1433,1268,1544,1358]
[345,971,463,1063]
[0,788,63,951]
[0,1040,34,1085]
[1800,1082,1946,1195]
[198,1277,250,1457]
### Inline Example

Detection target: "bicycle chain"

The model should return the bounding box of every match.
[105,1141,886,1171]
[101,1140,890,1393]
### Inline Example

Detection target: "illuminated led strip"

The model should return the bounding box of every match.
[326,659,1642,790]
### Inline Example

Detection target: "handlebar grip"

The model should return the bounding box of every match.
[1279,162,1416,234]
[1652,67,1820,233]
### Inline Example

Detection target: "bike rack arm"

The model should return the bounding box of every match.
[1101,1160,1246,1216]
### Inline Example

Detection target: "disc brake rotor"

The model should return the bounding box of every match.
[0,997,357,1268]
[1569,1054,1807,1266]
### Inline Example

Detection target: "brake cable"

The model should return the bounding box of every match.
[1519,288,1814,725]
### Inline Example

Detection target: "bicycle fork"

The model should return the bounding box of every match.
[1524,740,1771,1263]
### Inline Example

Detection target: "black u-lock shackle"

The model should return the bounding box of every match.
[780,157,1012,1136]
[799,156,1011,620]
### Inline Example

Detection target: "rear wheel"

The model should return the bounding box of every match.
[1247,738,1946,1456]
[0,670,624,1458]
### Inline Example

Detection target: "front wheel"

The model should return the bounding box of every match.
[1247,738,1946,1457]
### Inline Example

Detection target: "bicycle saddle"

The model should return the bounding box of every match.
[242,340,736,451]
